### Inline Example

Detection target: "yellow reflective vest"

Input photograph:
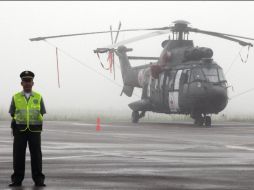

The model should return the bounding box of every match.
[14,91,43,132]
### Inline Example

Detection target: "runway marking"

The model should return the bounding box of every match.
[0,127,10,130]
[44,129,155,138]
[44,155,86,160]
[45,129,96,135]
[0,155,87,163]
[71,122,113,127]
[42,120,254,127]
[213,123,254,126]
[0,140,12,143]
[226,145,254,151]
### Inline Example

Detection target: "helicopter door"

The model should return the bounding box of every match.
[169,70,182,112]
[153,73,165,106]
[181,69,191,94]
[178,69,191,110]
[147,74,162,106]
[147,76,153,97]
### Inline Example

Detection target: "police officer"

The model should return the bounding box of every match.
[9,71,46,187]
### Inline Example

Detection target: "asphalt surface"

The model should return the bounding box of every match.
[0,120,254,190]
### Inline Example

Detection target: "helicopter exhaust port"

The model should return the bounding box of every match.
[183,47,213,62]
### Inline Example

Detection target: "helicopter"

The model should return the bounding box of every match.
[30,20,254,126]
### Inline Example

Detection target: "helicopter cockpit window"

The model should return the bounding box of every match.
[218,68,226,81]
[202,67,219,83]
[181,70,190,84]
[190,68,205,82]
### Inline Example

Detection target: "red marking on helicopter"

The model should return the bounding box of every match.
[107,51,114,73]
[150,65,163,79]
[162,51,172,63]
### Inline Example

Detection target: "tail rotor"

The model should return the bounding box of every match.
[108,22,121,79]
[97,21,122,79]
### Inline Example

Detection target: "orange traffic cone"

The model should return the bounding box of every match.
[96,117,101,131]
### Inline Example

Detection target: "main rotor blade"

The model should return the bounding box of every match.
[105,30,171,49]
[110,25,114,44]
[189,27,253,46]
[29,27,171,41]
[217,32,254,41]
[114,22,122,44]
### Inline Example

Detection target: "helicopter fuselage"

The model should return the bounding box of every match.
[29,19,253,126]
[117,44,228,125]
[140,61,228,116]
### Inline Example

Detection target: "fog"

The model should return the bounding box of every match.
[0,1,253,120]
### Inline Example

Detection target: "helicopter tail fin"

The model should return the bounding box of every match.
[120,85,134,97]
[116,46,132,81]
[94,46,145,97]
[116,46,142,97]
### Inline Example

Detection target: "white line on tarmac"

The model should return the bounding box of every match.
[0,128,11,131]
[0,140,12,143]
[44,129,155,139]
[44,155,87,160]
[42,121,254,127]
[226,145,254,151]
[45,129,97,135]
[0,155,87,163]
[213,123,254,126]
[71,122,113,127]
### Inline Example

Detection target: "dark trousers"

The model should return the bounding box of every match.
[11,131,45,184]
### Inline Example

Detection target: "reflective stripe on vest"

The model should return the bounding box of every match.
[14,91,43,132]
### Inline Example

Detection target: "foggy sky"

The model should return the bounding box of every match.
[0,1,253,118]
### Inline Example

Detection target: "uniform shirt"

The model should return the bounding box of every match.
[9,91,46,117]
[24,92,31,99]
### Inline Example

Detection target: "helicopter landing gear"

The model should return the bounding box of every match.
[132,111,139,123]
[194,116,204,126]
[192,113,212,127]
[131,111,146,123]
[204,116,211,127]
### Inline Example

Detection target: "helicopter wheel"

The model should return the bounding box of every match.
[194,116,204,126]
[131,111,139,123]
[204,116,212,127]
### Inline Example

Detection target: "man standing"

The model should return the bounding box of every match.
[9,71,46,187]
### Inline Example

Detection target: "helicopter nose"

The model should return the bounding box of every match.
[204,84,228,112]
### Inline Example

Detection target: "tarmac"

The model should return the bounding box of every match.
[0,120,254,190]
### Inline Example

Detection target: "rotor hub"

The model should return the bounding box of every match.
[172,20,190,32]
